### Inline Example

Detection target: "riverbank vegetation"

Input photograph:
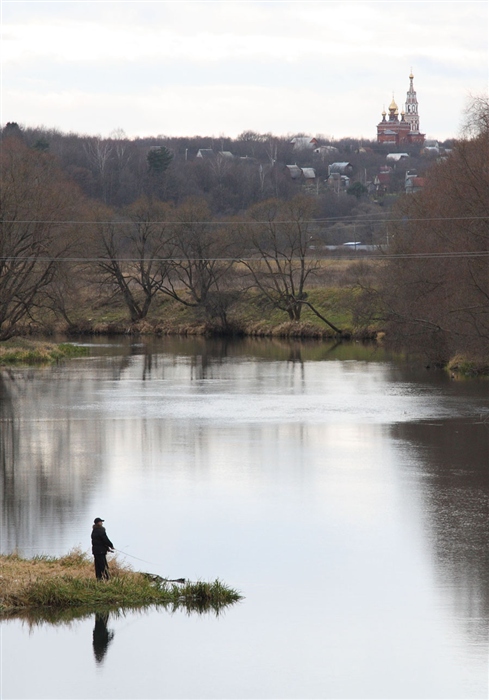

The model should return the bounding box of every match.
[13,279,375,339]
[0,550,242,616]
[0,97,487,371]
[0,339,89,366]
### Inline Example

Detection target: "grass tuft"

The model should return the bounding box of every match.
[0,340,89,365]
[446,353,489,377]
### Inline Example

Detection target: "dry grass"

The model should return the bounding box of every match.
[0,340,89,365]
[0,549,242,614]
[446,354,489,377]
[0,549,131,607]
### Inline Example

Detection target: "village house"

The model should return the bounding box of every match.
[386,153,409,163]
[327,172,350,192]
[291,136,319,150]
[405,171,427,194]
[313,145,339,158]
[196,149,234,161]
[196,148,215,159]
[328,162,353,176]
[285,164,316,182]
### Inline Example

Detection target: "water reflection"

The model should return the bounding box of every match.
[70,335,390,367]
[393,418,489,649]
[0,596,239,635]
[92,612,114,665]
[0,369,106,553]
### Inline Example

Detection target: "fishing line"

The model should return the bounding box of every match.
[112,548,186,583]
[112,548,155,566]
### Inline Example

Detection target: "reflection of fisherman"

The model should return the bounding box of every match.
[91,518,114,580]
[92,612,114,664]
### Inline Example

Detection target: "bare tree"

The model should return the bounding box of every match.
[84,137,114,203]
[379,98,489,364]
[461,94,489,138]
[160,198,239,324]
[90,198,174,322]
[240,195,342,332]
[0,138,86,340]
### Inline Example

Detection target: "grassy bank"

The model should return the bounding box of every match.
[0,339,89,366]
[0,550,242,615]
[446,354,489,378]
[20,286,381,340]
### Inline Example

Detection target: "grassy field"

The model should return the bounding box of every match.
[0,550,242,616]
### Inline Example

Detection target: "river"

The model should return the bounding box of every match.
[0,337,487,699]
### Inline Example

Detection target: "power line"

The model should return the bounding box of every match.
[1,216,488,226]
[1,252,488,262]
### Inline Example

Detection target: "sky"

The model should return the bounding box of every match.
[1,1,487,141]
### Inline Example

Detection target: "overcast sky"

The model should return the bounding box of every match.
[1,1,487,141]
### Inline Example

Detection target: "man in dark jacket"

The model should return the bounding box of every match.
[91,518,114,580]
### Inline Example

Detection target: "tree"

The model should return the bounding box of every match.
[89,198,174,323]
[0,138,86,340]
[378,97,489,364]
[2,123,23,141]
[84,137,114,203]
[147,146,173,175]
[146,146,174,200]
[160,198,239,325]
[240,195,342,331]
[461,94,489,138]
[108,128,133,206]
[347,181,368,200]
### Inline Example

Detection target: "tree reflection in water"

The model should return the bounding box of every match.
[392,417,489,648]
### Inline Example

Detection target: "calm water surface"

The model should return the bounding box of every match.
[0,337,488,699]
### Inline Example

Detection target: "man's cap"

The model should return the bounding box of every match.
[94,517,104,523]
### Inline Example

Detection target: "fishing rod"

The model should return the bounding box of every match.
[112,548,185,584]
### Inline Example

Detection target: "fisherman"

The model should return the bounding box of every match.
[91,518,114,580]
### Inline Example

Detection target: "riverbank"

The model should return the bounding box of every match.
[12,287,379,340]
[0,338,89,366]
[1,286,487,375]
[0,551,242,614]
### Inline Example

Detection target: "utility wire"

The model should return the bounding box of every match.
[1,252,488,262]
[1,215,488,225]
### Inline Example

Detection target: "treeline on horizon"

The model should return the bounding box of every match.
[1,121,448,217]
[0,97,487,368]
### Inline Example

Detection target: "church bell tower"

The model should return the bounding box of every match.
[404,72,420,132]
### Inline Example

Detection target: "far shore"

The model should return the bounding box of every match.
[1,332,487,377]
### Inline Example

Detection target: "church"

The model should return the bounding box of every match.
[377,73,425,146]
